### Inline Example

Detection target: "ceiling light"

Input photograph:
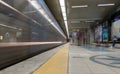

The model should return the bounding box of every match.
[59,0,69,38]
[65,21,69,37]
[0,36,3,40]
[61,7,66,12]
[98,3,115,7]
[63,12,66,17]
[19,29,22,30]
[72,5,88,8]
[59,0,65,6]
[71,21,80,23]
[63,16,67,20]
[85,21,94,22]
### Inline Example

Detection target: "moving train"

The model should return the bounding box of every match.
[0,0,66,69]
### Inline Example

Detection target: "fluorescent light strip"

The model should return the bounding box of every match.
[85,21,94,22]
[98,3,115,7]
[72,5,88,8]
[28,0,66,39]
[59,0,65,7]
[61,7,66,12]
[0,36,3,40]
[63,16,67,20]
[63,13,66,16]
[65,21,69,38]
[71,21,80,23]
[59,0,69,38]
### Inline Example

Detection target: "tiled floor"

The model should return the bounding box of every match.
[69,45,120,74]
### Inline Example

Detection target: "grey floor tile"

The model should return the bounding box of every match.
[69,45,120,74]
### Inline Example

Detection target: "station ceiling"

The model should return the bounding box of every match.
[2,0,120,37]
[45,0,120,34]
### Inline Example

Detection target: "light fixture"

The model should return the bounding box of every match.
[59,0,69,38]
[71,21,80,23]
[61,7,66,12]
[63,16,67,20]
[98,3,115,7]
[72,5,88,8]
[0,36,3,40]
[63,13,66,17]
[65,21,69,37]
[85,20,94,22]
[19,29,22,30]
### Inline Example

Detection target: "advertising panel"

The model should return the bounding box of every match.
[112,16,120,39]
[102,26,108,41]
[95,25,102,42]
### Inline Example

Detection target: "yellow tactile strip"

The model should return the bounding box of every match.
[33,44,69,74]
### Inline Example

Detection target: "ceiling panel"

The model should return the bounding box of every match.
[66,0,120,31]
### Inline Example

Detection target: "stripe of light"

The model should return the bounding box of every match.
[0,24,21,30]
[72,5,88,8]
[61,6,66,13]
[63,16,67,20]
[65,21,69,38]
[98,3,115,7]
[59,0,69,38]
[85,20,94,22]
[0,41,63,47]
[28,0,66,39]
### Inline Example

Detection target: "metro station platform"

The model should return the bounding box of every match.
[0,43,120,74]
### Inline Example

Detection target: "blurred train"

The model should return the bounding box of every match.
[0,0,67,69]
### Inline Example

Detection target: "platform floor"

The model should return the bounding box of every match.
[69,45,120,74]
[0,43,120,74]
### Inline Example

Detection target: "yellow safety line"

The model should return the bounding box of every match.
[33,44,69,74]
